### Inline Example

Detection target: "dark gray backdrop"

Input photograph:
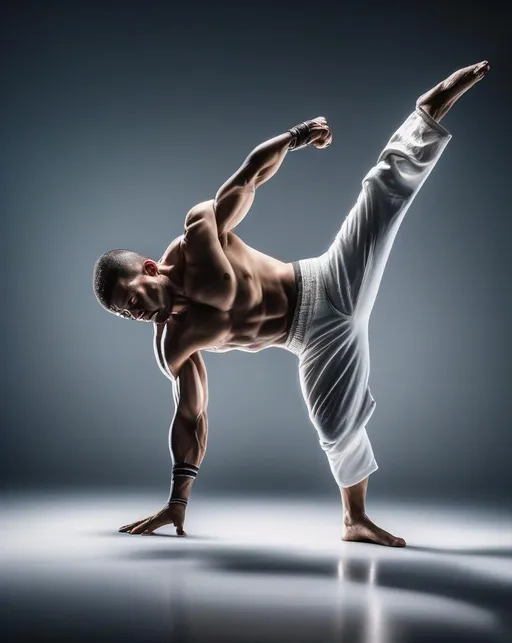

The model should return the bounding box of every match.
[2,1,510,503]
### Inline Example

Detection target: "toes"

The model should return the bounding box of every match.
[477,61,491,77]
[342,520,407,548]
[470,60,490,81]
[378,529,406,547]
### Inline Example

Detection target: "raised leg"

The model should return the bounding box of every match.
[319,60,490,322]
[319,62,490,547]
[417,60,490,121]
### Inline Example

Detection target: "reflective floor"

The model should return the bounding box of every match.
[1,492,511,642]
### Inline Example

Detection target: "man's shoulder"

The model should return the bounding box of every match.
[158,200,215,265]
[158,235,184,266]
[184,199,217,231]
[186,199,215,217]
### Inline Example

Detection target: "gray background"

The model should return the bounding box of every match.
[2,1,510,503]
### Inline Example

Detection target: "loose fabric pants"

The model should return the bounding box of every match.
[285,106,452,488]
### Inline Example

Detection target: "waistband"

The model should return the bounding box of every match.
[285,257,321,355]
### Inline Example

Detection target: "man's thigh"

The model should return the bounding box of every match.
[319,169,408,319]
[319,107,451,320]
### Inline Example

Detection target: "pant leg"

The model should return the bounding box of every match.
[294,108,452,489]
[297,309,380,488]
[291,258,379,489]
[319,106,452,320]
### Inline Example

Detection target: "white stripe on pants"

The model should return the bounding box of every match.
[285,106,452,488]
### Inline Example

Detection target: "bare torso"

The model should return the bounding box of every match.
[156,201,297,373]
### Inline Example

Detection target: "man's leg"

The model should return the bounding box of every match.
[327,62,489,546]
[320,61,489,322]
[341,476,409,545]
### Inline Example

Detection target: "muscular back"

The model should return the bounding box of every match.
[155,200,297,379]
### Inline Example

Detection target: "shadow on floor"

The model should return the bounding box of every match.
[118,538,512,628]
[406,545,512,557]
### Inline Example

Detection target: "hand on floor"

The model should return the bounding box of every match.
[118,502,187,536]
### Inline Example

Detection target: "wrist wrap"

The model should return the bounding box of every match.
[172,462,199,480]
[168,497,188,506]
[287,120,315,151]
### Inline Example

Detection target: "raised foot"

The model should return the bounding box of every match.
[342,515,406,547]
[416,60,491,121]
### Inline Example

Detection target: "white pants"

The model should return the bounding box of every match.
[285,106,452,488]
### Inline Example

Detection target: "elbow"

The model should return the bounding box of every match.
[157,360,178,382]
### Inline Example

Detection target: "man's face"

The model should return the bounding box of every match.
[110,262,172,324]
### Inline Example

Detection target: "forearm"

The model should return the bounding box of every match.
[244,131,295,186]
[245,117,325,185]
[213,130,298,235]
[214,116,329,234]
[168,409,208,502]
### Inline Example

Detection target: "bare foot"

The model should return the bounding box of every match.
[342,515,406,547]
[416,60,491,121]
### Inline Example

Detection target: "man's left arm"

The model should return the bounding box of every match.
[213,116,332,235]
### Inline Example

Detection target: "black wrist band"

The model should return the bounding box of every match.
[168,497,188,506]
[173,462,199,471]
[172,462,199,480]
[173,470,197,480]
[287,120,313,151]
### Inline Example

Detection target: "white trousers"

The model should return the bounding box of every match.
[285,106,452,488]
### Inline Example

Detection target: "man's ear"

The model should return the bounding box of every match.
[143,260,159,276]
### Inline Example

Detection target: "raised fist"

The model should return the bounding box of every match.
[308,116,332,149]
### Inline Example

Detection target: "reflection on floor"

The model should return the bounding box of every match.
[1,492,511,642]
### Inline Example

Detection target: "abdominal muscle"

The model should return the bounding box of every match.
[176,233,297,354]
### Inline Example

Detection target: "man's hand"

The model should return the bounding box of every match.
[307,116,332,149]
[118,502,186,536]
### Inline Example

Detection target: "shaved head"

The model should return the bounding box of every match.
[92,249,147,311]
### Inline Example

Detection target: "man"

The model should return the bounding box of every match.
[93,61,490,547]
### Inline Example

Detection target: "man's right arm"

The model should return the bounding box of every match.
[118,337,207,536]
[211,117,332,236]
[167,351,208,504]
[155,321,208,502]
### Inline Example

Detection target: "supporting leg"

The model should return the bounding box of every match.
[341,476,406,547]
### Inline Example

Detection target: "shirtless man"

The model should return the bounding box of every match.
[93,61,490,547]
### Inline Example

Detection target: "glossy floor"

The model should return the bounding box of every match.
[1,492,511,642]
